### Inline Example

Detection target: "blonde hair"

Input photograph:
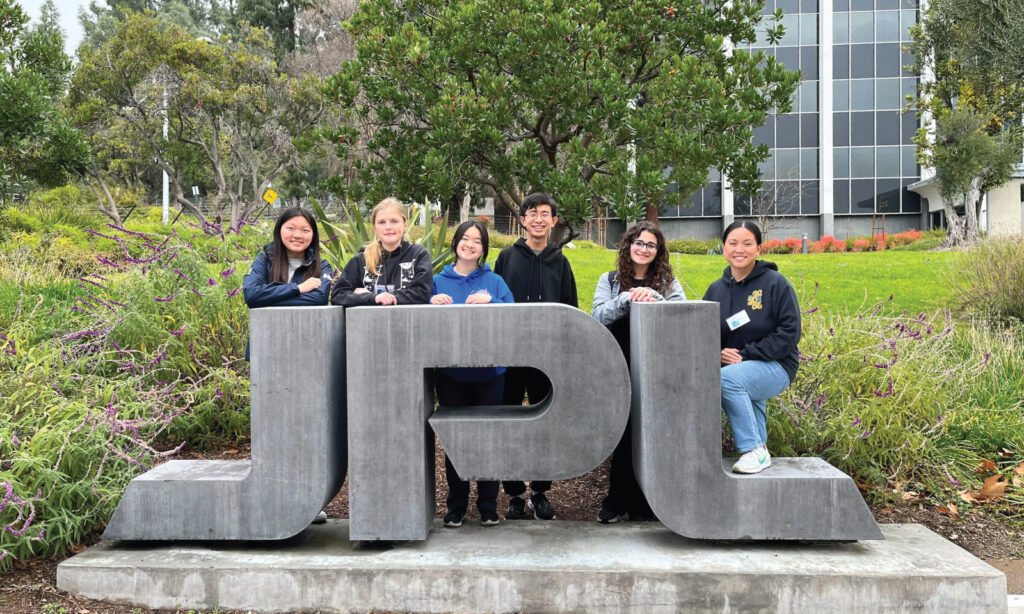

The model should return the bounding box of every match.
[364,197,409,275]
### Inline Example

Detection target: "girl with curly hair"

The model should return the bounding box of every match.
[591,221,685,523]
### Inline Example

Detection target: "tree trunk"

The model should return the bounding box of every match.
[644,203,659,223]
[550,220,578,247]
[963,176,983,245]
[942,195,967,248]
[84,171,122,225]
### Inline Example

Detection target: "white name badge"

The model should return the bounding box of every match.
[727,310,751,331]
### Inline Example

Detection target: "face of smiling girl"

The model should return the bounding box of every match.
[456,225,484,267]
[723,227,760,279]
[280,216,313,259]
[374,207,407,252]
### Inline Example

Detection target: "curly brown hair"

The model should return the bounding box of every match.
[616,221,675,296]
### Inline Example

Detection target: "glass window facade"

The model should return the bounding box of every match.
[740,0,821,217]
[832,0,920,214]
[658,0,923,221]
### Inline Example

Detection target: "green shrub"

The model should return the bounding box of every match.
[949,238,1024,324]
[489,233,518,249]
[0,225,253,569]
[770,297,1024,504]
[666,237,721,254]
[890,229,945,252]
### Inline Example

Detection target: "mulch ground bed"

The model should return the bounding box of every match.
[3,440,1021,614]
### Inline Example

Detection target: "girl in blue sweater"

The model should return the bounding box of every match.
[430,220,513,528]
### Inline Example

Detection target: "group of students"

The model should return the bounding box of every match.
[242,192,801,528]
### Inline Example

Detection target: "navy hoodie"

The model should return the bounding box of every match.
[702,260,801,382]
[242,243,332,360]
[493,238,578,307]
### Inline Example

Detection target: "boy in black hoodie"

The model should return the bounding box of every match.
[494,192,578,520]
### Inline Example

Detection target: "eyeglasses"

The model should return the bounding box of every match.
[631,240,658,251]
[523,210,552,220]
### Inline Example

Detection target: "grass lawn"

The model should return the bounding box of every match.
[560,249,957,315]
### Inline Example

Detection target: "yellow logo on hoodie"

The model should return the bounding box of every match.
[747,289,763,310]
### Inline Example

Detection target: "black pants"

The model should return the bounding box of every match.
[601,416,653,517]
[436,372,502,513]
[500,366,551,496]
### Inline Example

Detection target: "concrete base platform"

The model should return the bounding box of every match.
[57,522,1007,613]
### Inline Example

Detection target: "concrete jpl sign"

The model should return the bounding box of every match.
[103,303,882,542]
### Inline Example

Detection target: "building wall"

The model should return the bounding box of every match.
[987,179,1024,236]
[645,0,925,242]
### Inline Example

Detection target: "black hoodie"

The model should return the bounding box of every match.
[702,260,801,382]
[331,240,432,306]
[493,237,578,307]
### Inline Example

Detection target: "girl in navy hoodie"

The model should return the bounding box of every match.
[430,220,514,528]
[242,207,333,524]
[702,221,801,475]
[243,207,333,357]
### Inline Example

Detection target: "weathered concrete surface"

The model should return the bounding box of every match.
[59,523,1007,613]
[103,306,347,540]
[630,301,883,541]
[346,304,630,541]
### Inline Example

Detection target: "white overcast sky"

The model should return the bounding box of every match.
[19,0,92,55]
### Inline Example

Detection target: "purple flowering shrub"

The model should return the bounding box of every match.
[0,222,261,568]
[766,289,1024,505]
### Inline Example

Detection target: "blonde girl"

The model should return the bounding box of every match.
[331,198,432,306]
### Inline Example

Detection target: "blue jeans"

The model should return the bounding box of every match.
[720,360,790,453]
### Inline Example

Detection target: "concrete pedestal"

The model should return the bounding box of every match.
[57,522,1006,613]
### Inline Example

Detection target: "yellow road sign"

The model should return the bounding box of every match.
[263,189,278,204]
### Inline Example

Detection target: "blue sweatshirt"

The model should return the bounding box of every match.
[431,263,514,382]
[701,260,801,382]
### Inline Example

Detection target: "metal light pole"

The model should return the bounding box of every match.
[162,86,169,224]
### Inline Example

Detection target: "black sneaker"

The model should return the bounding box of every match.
[529,492,556,520]
[597,506,626,524]
[480,510,500,526]
[505,497,527,520]
[443,509,465,528]
[628,511,656,522]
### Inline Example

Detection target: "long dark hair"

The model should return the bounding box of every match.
[451,220,490,266]
[269,207,321,283]
[616,221,674,295]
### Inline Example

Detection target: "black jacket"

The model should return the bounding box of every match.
[702,260,801,382]
[493,238,578,307]
[330,240,432,306]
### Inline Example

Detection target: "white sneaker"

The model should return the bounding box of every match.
[732,445,772,474]
[311,510,328,524]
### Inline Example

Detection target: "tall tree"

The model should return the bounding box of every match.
[908,0,1024,248]
[69,13,327,229]
[0,0,86,202]
[325,0,798,244]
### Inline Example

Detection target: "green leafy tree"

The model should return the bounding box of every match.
[0,0,87,202]
[235,0,314,61]
[69,13,327,229]
[907,0,1024,248]
[325,0,798,244]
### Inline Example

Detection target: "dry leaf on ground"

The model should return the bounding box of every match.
[961,474,1008,504]
[935,503,959,519]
